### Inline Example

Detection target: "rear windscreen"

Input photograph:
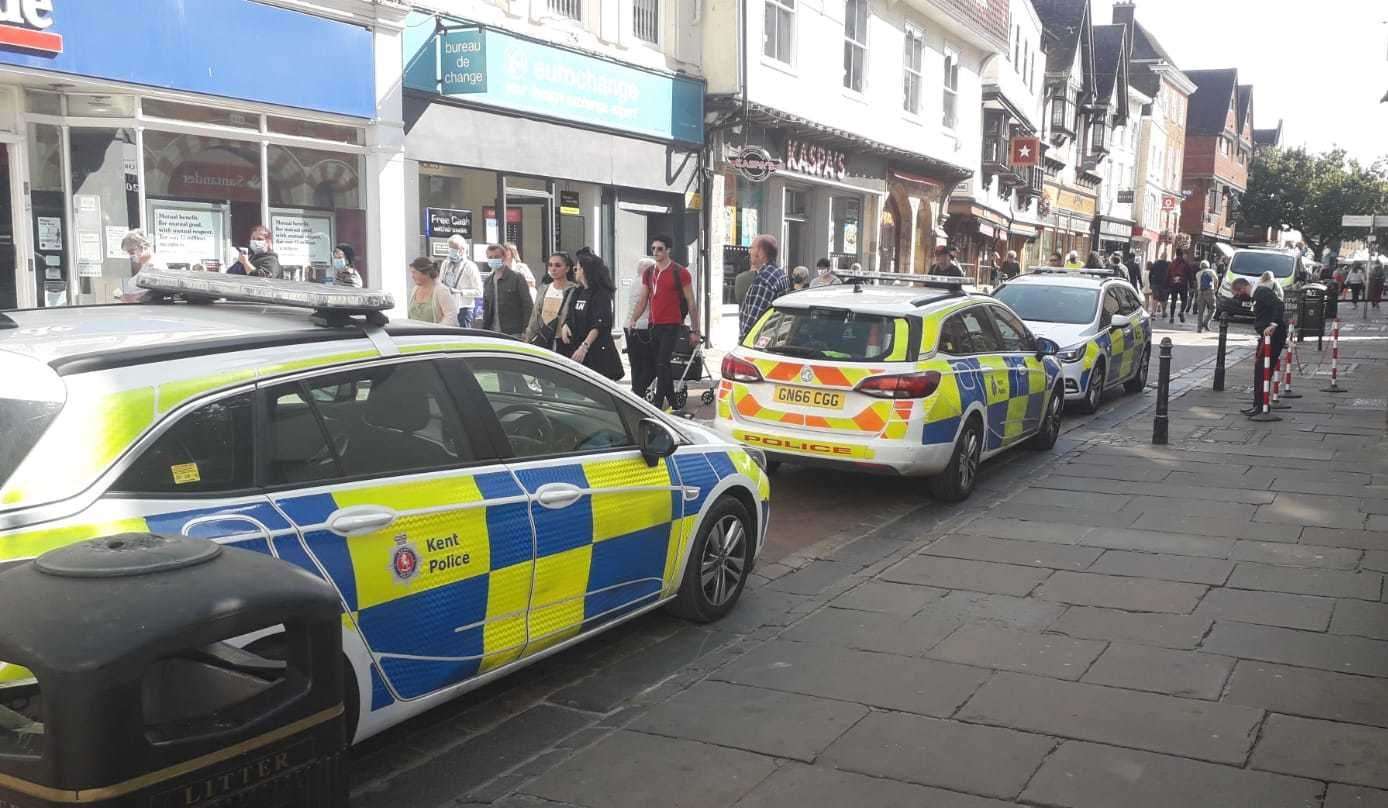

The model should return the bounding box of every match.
[748,307,899,361]
[1230,251,1295,278]
[0,353,65,492]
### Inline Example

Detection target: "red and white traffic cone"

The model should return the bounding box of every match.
[1271,350,1292,410]
[1250,334,1282,422]
[1281,324,1302,399]
[1321,317,1349,393]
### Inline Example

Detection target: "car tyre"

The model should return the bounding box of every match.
[928,416,982,502]
[1080,360,1105,414]
[670,496,754,623]
[1027,384,1064,450]
[1124,347,1150,393]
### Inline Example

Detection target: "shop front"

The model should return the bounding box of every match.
[402,14,704,324]
[1095,216,1134,259]
[945,202,1010,284]
[886,164,966,277]
[0,0,378,309]
[1039,183,1096,262]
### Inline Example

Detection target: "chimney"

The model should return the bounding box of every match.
[1112,1,1136,30]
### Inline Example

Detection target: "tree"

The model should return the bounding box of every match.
[1241,146,1388,257]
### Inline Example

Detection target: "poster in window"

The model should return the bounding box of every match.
[153,206,220,267]
[270,211,334,267]
[37,217,61,251]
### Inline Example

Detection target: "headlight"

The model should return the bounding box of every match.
[745,447,769,472]
[1058,347,1085,363]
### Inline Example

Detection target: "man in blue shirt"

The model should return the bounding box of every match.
[739,234,790,340]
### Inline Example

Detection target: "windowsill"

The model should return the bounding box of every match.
[901,112,924,126]
[760,56,798,78]
[842,89,868,104]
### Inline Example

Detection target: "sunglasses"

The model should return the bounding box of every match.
[650,245,667,253]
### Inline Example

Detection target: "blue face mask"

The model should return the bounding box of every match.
[332,257,347,270]
[487,258,504,271]
[448,249,464,261]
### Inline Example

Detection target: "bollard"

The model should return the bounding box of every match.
[1213,315,1229,392]
[1281,323,1302,399]
[1270,352,1292,410]
[1321,317,1349,393]
[1250,334,1282,422]
[1152,337,1173,444]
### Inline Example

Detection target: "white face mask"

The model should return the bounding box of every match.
[818,267,831,275]
[249,239,268,255]
[332,257,347,270]
[448,248,464,261]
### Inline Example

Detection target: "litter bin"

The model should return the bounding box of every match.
[0,533,346,807]
[1297,283,1326,344]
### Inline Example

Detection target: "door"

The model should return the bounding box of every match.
[949,306,1015,451]
[986,305,1048,436]
[1102,287,1134,381]
[615,206,648,328]
[262,358,535,702]
[461,355,686,657]
[0,145,14,310]
[1116,285,1149,378]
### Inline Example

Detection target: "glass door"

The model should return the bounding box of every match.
[502,175,554,279]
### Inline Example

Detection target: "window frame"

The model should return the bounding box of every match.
[985,304,1036,353]
[942,47,960,130]
[632,0,660,44]
[842,0,868,93]
[106,387,260,500]
[939,305,1002,356]
[763,0,797,65]
[902,25,924,115]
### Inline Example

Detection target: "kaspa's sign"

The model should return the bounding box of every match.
[0,0,61,55]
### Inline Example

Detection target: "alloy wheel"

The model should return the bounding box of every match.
[700,515,746,607]
[959,429,980,490]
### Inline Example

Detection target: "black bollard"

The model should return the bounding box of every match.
[1153,337,1173,445]
[1213,314,1229,392]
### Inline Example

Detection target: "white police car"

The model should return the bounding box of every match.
[993,269,1152,413]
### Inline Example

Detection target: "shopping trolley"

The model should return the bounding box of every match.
[638,330,716,411]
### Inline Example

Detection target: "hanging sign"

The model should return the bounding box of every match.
[1161,195,1179,211]
[728,145,781,183]
[1116,190,1134,204]
[1009,136,1041,167]
[784,139,846,181]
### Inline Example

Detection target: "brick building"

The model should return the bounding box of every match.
[1180,69,1253,258]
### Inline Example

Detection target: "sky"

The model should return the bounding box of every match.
[1102,0,1388,166]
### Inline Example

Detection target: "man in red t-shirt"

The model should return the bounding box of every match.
[627,234,701,410]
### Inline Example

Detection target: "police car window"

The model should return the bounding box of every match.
[467,357,634,459]
[1115,286,1142,315]
[987,306,1032,352]
[264,361,472,485]
[112,394,254,495]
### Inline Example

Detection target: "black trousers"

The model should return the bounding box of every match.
[1251,327,1287,410]
[650,323,684,410]
[626,328,656,398]
[1168,287,1188,317]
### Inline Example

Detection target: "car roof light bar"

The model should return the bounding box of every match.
[832,271,967,294]
[1027,268,1125,279]
[136,270,394,322]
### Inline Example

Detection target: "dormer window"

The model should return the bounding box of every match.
[1049,88,1073,134]
[1089,118,1107,153]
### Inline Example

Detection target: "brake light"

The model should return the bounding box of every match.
[721,354,764,383]
[856,370,942,399]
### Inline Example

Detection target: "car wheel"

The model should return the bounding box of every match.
[928,416,982,502]
[1027,385,1064,450]
[1080,360,1106,414]
[670,496,754,623]
[1124,348,1150,393]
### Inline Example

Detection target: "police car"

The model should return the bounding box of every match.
[713,273,1065,502]
[993,269,1151,413]
[0,271,770,744]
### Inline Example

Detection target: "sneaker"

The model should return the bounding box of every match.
[1179,313,1185,323]
[1241,407,1260,416]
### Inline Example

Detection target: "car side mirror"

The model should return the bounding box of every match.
[638,417,678,466]
[1035,337,1060,357]
[1109,313,1131,330]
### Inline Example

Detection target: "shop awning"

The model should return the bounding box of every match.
[1214,242,1236,258]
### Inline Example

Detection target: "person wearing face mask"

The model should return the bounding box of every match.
[227,225,281,278]
[439,235,482,326]
[482,243,534,338]
[330,243,363,287]
[116,229,164,302]
[809,257,840,287]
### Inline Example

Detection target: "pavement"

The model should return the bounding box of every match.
[348,304,1388,808]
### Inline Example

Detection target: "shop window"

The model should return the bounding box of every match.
[28,123,65,307]
[942,49,960,129]
[633,0,659,43]
[843,0,866,92]
[69,128,141,305]
[66,95,136,118]
[831,197,860,263]
[24,90,59,116]
[267,117,363,146]
[143,131,263,273]
[142,98,259,130]
[903,27,924,114]
[268,144,366,284]
[764,0,795,64]
[549,0,582,20]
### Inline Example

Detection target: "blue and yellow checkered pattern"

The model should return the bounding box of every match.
[920,356,1059,450]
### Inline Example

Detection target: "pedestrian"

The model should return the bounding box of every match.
[627,234,700,410]
[331,243,363,287]
[1001,250,1022,280]
[932,245,964,277]
[1195,260,1218,332]
[1166,248,1192,323]
[1148,250,1170,317]
[988,250,1003,286]
[562,249,624,381]
[948,246,965,276]
[227,225,280,278]
[1063,250,1083,269]
[1234,274,1287,417]
[1107,252,1124,276]
[1047,251,1064,268]
[439,235,482,327]
[482,243,534,338]
[1084,251,1104,269]
[1369,255,1385,310]
[626,257,657,397]
[1346,263,1366,307]
[525,252,576,354]
[506,242,539,302]
[790,265,811,290]
[1123,250,1141,290]
[407,256,459,324]
[809,257,840,287]
[739,234,790,340]
[117,229,164,302]
[734,260,756,304]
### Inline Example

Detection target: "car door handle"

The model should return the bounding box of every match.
[535,483,585,510]
[327,507,397,536]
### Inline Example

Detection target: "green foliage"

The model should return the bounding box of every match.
[1241,146,1388,255]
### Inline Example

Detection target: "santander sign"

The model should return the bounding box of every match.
[0,0,61,55]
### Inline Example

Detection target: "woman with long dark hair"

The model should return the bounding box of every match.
[562,248,624,381]
[526,252,576,354]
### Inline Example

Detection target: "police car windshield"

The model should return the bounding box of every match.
[993,284,1099,325]
[0,353,66,493]
[750,307,897,362]
[1230,251,1295,278]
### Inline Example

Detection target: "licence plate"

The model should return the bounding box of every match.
[774,386,845,410]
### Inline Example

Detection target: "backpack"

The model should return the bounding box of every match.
[644,265,689,322]
[1199,271,1214,291]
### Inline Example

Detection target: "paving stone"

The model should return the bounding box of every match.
[1252,714,1388,789]
[1050,606,1211,649]
[1325,783,1388,808]
[1131,496,1259,520]
[1132,513,1303,542]
[712,588,814,633]
[1302,527,1388,551]
[1012,488,1134,513]
[1080,643,1234,699]
[1256,502,1369,530]
[1034,571,1206,613]
[928,624,1105,680]
[1089,550,1235,585]
[1229,563,1383,600]
[830,580,946,616]
[779,607,952,656]
[916,590,1067,630]
[1364,551,1388,573]
[1077,527,1236,558]
[1193,588,1335,631]
[989,503,1142,529]
[629,681,865,762]
[521,730,776,808]
[711,639,988,716]
[1202,622,1388,677]
[735,764,1015,808]
[958,671,1263,764]
[1225,661,1388,729]
[956,516,1092,543]
[1331,599,1388,640]
[1165,468,1278,489]
[921,534,1104,571]
[1054,464,1171,482]
[1021,741,1323,808]
[549,629,735,713]
[820,711,1054,799]
[1232,540,1363,570]
[765,560,859,595]
[881,556,1051,596]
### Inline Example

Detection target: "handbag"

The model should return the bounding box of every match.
[530,286,575,348]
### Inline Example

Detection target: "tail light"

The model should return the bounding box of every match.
[856,370,942,399]
[721,354,763,383]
